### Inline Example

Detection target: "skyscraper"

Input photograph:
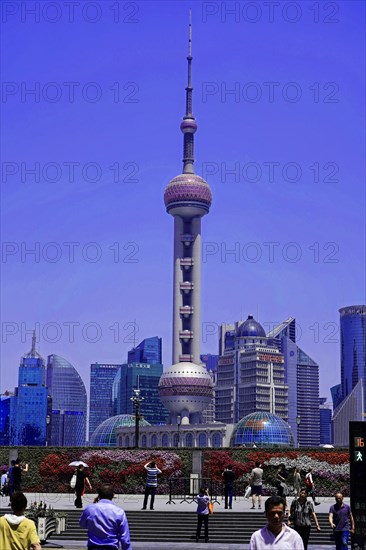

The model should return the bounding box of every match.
[268,318,320,447]
[128,336,162,364]
[46,354,87,446]
[333,379,364,446]
[319,397,332,445]
[9,333,48,446]
[89,363,121,440]
[0,393,12,446]
[113,361,168,425]
[339,305,366,410]
[215,315,288,424]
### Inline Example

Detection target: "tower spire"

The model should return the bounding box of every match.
[31,330,36,356]
[181,10,197,174]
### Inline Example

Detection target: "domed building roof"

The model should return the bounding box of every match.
[231,412,294,447]
[90,415,150,447]
[158,362,213,416]
[164,174,212,213]
[237,315,266,338]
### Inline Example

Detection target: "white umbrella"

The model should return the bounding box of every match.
[68,461,89,467]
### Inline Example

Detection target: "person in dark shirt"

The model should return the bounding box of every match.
[288,489,321,550]
[74,465,92,509]
[11,459,28,494]
[329,492,355,550]
[196,486,210,543]
[142,461,162,510]
[222,465,235,509]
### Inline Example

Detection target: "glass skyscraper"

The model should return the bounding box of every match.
[127,336,162,364]
[9,334,48,446]
[46,354,87,446]
[89,363,121,440]
[0,394,11,445]
[319,397,332,445]
[339,305,366,411]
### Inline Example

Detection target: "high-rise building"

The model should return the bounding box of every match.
[331,383,342,410]
[113,361,168,425]
[333,379,364,446]
[128,336,162,364]
[268,318,320,447]
[46,354,87,446]
[0,393,12,446]
[200,354,218,423]
[9,334,48,446]
[215,315,288,424]
[89,363,121,440]
[319,397,332,445]
[339,305,366,410]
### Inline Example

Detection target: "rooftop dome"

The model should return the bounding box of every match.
[231,412,294,447]
[90,415,150,447]
[237,315,266,338]
[164,174,212,215]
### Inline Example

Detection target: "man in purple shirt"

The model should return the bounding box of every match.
[80,484,132,550]
[249,496,304,549]
[329,492,355,550]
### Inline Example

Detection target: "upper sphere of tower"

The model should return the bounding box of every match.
[180,118,197,134]
[164,173,212,215]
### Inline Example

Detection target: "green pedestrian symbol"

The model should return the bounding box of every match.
[355,451,363,461]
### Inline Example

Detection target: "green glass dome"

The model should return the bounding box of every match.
[90,415,150,447]
[231,412,294,447]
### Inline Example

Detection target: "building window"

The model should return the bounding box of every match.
[173,433,179,447]
[125,435,130,447]
[198,433,207,447]
[141,435,147,448]
[151,434,157,447]
[162,433,169,447]
[212,433,221,448]
[186,433,193,447]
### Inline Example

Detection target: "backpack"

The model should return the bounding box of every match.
[70,474,77,489]
[305,475,312,488]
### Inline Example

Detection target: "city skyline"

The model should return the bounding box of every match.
[2,1,365,402]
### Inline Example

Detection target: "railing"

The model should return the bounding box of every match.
[166,477,247,506]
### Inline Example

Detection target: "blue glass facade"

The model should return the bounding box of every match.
[46,354,87,446]
[113,362,168,425]
[127,336,162,364]
[331,383,342,410]
[231,412,294,447]
[200,354,219,374]
[339,305,366,411]
[9,338,48,446]
[319,397,332,445]
[0,395,11,445]
[89,363,121,441]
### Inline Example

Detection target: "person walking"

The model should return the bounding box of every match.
[9,459,28,497]
[250,461,264,509]
[0,492,41,550]
[293,467,301,497]
[248,495,304,549]
[195,486,210,543]
[305,467,320,505]
[288,489,321,550]
[142,460,161,510]
[329,492,355,550]
[222,465,235,509]
[276,464,289,513]
[74,464,92,509]
[80,484,132,550]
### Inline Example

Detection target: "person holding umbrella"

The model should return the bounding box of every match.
[74,464,92,509]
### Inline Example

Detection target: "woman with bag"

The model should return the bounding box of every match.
[74,465,92,509]
[195,487,210,543]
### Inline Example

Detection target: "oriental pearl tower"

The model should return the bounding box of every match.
[159,16,213,426]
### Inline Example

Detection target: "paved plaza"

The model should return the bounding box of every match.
[1,492,344,549]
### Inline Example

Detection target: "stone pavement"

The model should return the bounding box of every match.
[1,493,342,549]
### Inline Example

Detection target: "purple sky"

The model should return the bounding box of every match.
[1,0,365,402]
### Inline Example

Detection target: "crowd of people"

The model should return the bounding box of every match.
[0,457,357,550]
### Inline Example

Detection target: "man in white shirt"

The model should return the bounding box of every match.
[248,496,304,549]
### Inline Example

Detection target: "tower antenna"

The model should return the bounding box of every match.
[181,10,197,175]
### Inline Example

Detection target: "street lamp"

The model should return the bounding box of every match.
[130,389,144,449]
[296,416,301,448]
[177,415,182,448]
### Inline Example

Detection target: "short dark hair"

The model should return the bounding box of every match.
[199,487,207,494]
[149,461,156,468]
[227,465,232,470]
[255,461,261,467]
[97,484,114,500]
[11,492,27,513]
[265,496,286,514]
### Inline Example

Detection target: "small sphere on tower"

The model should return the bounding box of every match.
[180,118,197,134]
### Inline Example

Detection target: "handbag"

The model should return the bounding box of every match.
[70,474,77,489]
[244,485,251,499]
[208,501,214,514]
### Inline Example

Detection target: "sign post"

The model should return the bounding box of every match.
[349,422,366,550]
